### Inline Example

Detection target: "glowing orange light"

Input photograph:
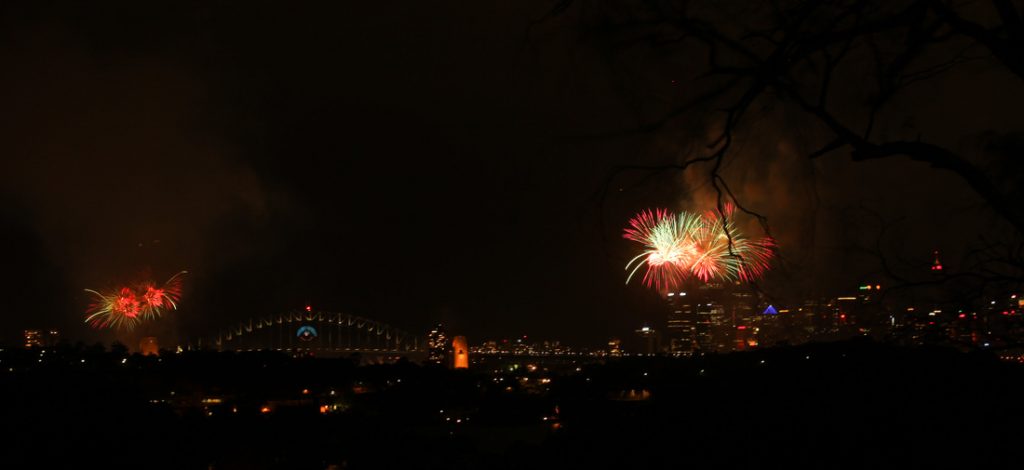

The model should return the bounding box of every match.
[260,406,271,414]
[452,336,469,369]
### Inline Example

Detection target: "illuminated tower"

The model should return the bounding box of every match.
[931,250,943,272]
[139,337,159,356]
[452,336,469,369]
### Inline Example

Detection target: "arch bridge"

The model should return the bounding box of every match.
[212,310,423,356]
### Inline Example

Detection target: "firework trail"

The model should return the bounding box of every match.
[84,270,188,330]
[624,207,774,289]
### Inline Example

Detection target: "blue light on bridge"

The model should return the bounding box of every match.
[296,325,318,341]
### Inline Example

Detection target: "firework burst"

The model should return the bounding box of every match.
[624,209,702,290]
[84,270,188,330]
[85,287,142,331]
[689,208,776,282]
[139,271,187,320]
[624,207,774,290]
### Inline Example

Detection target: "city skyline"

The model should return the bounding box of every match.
[3,1,1024,467]
[3,1,1019,348]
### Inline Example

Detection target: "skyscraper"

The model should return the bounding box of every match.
[427,324,448,365]
[694,282,726,352]
[635,325,659,355]
[23,330,41,348]
[665,282,733,353]
[665,291,696,355]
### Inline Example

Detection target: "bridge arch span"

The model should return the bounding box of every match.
[213,310,422,354]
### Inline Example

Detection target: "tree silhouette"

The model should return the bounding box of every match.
[548,0,1024,288]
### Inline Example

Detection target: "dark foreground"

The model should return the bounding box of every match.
[2,339,1022,469]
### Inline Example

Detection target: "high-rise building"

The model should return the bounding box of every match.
[607,338,623,356]
[665,291,696,355]
[730,290,759,350]
[635,325,659,355]
[23,329,59,348]
[427,324,449,365]
[24,330,41,348]
[665,282,750,353]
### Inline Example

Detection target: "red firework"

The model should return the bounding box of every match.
[84,270,188,330]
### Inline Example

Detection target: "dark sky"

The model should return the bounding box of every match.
[0,1,1016,346]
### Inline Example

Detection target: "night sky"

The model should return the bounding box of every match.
[0,1,1017,346]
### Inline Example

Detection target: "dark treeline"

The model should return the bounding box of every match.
[2,340,1022,468]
